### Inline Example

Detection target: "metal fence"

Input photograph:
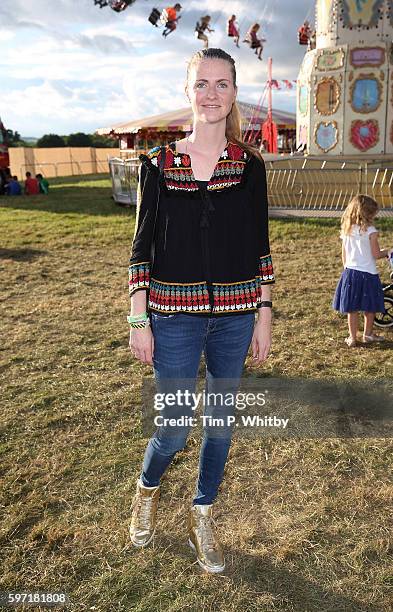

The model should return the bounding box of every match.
[109,156,393,214]
[265,157,393,213]
[109,157,139,205]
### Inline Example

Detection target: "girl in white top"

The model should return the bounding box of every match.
[332,194,392,347]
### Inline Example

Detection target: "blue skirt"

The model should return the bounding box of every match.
[332,268,385,314]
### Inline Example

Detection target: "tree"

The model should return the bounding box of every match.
[67,132,92,147]
[5,129,33,147]
[90,133,118,148]
[36,134,66,147]
[6,129,21,144]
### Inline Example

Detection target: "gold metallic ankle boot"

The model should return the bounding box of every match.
[129,479,160,547]
[188,504,225,573]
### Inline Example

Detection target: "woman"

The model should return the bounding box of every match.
[128,48,275,573]
[195,15,214,48]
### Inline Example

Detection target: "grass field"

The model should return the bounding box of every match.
[1,175,392,612]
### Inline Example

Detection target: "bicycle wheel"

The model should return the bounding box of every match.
[375,296,393,328]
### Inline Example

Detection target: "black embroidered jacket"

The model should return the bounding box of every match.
[128,141,275,315]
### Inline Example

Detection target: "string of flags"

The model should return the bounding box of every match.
[269,80,297,90]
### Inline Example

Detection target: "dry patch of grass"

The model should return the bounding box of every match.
[0,181,392,611]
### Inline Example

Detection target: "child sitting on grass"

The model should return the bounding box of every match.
[36,173,49,195]
[332,194,393,347]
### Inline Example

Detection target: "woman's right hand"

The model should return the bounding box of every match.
[129,327,154,365]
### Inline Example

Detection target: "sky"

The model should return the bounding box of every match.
[0,0,315,137]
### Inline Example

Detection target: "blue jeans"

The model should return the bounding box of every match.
[140,312,255,505]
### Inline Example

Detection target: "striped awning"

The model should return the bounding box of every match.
[97,100,296,135]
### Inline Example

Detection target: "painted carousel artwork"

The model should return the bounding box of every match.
[299,84,309,115]
[315,77,341,114]
[340,0,384,29]
[315,121,339,151]
[350,119,379,149]
[350,75,382,112]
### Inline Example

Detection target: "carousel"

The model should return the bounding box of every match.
[297,0,393,155]
[97,101,296,155]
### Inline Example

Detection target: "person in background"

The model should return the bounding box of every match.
[0,168,11,195]
[162,3,182,37]
[36,173,49,195]
[308,29,316,50]
[332,194,393,347]
[6,176,22,196]
[195,16,214,48]
[227,15,240,48]
[24,172,40,195]
[243,23,266,61]
[298,20,311,46]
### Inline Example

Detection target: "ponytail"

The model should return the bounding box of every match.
[225,100,263,163]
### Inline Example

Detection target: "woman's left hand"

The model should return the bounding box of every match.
[250,313,272,364]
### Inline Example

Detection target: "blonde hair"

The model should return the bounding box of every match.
[185,48,263,162]
[341,194,379,235]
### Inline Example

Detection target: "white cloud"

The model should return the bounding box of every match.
[0,0,308,135]
[0,31,15,41]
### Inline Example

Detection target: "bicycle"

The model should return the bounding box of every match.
[375,269,393,328]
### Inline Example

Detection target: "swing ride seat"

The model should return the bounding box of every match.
[94,0,135,11]
[298,32,310,45]
[148,8,161,26]
[109,0,134,11]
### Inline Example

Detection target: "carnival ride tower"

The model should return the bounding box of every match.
[297,0,393,155]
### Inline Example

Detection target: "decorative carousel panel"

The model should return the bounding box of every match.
[315,77,341,115]
[315,121,339,152]
[340,0,384,29]
[300,51,316,79]
[298,84,309,116]
[350,47,386,68]
[298,124,308,145]
[350,74,382,113]
[317,48,345,71]
[350,119,379,150]
[385,73,393,153]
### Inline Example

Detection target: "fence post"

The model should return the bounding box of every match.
[364,162,368,195]
[358,163,363,194]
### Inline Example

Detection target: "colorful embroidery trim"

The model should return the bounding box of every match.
[128,262,150,296]
[129,255,275,305]
[258,254,274,282]
[146,255,274,314]
[146,142,249,192]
